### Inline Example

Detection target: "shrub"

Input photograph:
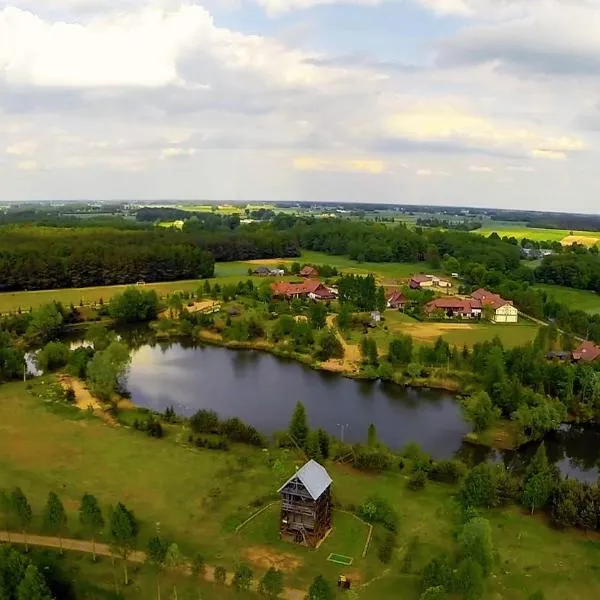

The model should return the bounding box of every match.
[193,436,230,451]
[378,531,397,564]
[422,553,453,591]
[353,446,393,473]
[453,558,484,600]
[428,459,467,484]
[408,470,427,491]
[191,553,206,577]
[189,409,220,434]
[259,567,284,598]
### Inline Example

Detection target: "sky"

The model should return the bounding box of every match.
[1,0,600,212]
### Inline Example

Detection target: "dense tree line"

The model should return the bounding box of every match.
[0,227,214,291]
[536,251,600,292]
[416,217,482,231]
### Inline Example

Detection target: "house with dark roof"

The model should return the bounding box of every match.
[410,274,434,289]
[278,460,332,547]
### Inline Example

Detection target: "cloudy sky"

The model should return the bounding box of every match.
[1,0,600,211]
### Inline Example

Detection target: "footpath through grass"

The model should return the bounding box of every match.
[2,380,600,599]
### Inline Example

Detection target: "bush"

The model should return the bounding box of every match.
[358,496,398,532]
[353,446,393,473]
[453,558,484,600]
[193,436,230,451]
[189,409,220,434]
[408,470,427,491]
[214,566,227,585]
[36,341,70,372]
[428,459,467,484]
[422,553,454,591]
[259,567,284,598]
[191,553,206,576]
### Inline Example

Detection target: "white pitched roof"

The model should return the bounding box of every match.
[278,460,332,500]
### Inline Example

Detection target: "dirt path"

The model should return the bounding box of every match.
[324,315,361,373]
[0,531,305,600]
[57,374,117,426]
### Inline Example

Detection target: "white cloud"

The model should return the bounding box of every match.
[384,102,584,159]
[293,156,386,173]
[531,149,567,160]
[0,3,343,90]
[6,141,37,155]
[160,147,197,159]
[468,165,492,172]
[16,160,38,170]
[506,165,534,172]
[416,168,449,177]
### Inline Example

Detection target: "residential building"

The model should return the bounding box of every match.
[278,460,332,548]
[254,267,285,276]
[271,280,335,301]
[471,288,518,323]
[300,266,319,278]
[573,341,600,363]
[425,297,482,319]
[386,290,407,310]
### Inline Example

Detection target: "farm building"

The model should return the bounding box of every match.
[410,274,434,289]
[278,460,333,548]
[386,290,407,310]
[471,289,518,323]
[254,267,285,276]
[300,266,319,278]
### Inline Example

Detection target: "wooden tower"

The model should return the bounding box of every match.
[278,460,332,548]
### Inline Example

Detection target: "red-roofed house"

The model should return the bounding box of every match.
[470,288,518,323]
[573,341,600,363]
[386,290,407,310]
[425,297,482,319]
[271,280,335,301]
[300,266,319,278]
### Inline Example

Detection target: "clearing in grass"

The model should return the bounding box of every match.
[534,284,600,315]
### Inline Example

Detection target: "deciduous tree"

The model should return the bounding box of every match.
[259,567,284,598]
[42,492,67,554]
[110,502,139,585]
[10,487,32,551]
[79,493,104,561]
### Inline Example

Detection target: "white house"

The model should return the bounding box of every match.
[493,303,519,323]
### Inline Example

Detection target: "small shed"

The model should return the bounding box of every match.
[278,460,333,548]
[300,266,319,278]
[371,311,381,323]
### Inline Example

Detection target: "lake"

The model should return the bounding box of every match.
[125,340,470,457]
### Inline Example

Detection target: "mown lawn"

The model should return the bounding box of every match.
[2,380,600,599]
[534,284,600,315]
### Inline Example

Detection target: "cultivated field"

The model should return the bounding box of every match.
[1,380,600,599]
[534,284,600,315]
[478,221,600,246]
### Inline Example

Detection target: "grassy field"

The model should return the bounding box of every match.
[3,380,600,599]
[534,284,600,315]
[478,221,600,246]
[346,312,540,350]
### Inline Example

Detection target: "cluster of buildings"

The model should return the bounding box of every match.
[253,266,286,277]
[424,288,519,323]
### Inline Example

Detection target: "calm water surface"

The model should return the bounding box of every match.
[122,338,600,479]
[125,341,469,457]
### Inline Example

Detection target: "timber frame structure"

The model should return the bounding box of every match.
[278,460,333,548]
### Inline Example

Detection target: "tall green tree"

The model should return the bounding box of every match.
[86,340,131,402]
[108,288,159,323]
[306,430,322,460]
[462,391,499,432]
[0,488,12,542]
[376,286,387,313]
[458,517,494,575]
[79,493,104,561]
[289,402,309,449]
[42,492,67,554]
[309,303,327,330]
[110,502,139,585]
[522,444,554,515]
[307,575,334,600]
[259,567,284,598]
[16,564,53,600]
[10,487,32,551]
[165,543,184,600]
[233,563,253,592]
[367,424,378,447]
[454,558,484,600]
